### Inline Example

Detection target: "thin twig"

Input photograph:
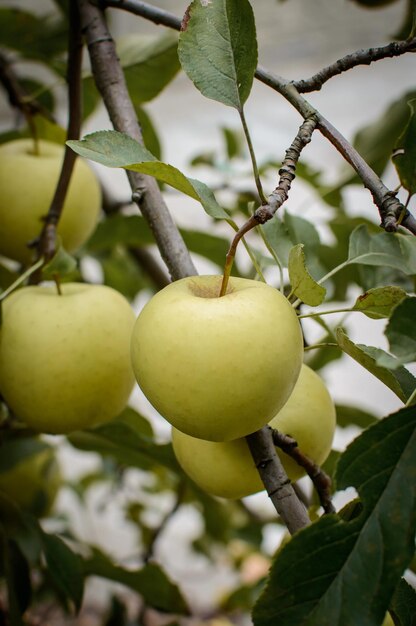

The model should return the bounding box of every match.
[246,427,310,535]
[78,0,196,281]
[33,1,84,264]
[219,118,318,296]
[293,38,416,93]
[255,66,415,234]
[272,429,335,515]
[0,50,54,135]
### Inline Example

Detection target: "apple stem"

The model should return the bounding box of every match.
[53,274,62,296]
[219,215,259,297]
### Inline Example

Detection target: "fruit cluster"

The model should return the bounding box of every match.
[0,142,336,509]
[131,275,336,499]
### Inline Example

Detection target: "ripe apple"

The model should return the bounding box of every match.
[131,275,303,442]
[172,365,336,499]
[0,139,101,264]
[0,283,136,434]
[0,437,61,517]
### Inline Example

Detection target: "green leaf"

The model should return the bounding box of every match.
[336,328,416,403]
[222,126,243,159]
[67,131,228,219]
[1,533,31,624]
[136,105,162,160]
[252,406,416,626]
[68,413,180,473]
[41,532,84,612]
[335,404,378,429]
[351,90,416,177]
[261,215,294,269]
[393,99,416,195]
[352,286,407,319]
[0,8,68,63]
[118,32,181,104]
[347,225,407,272]
[389,578,416,626]
[88,214,230,270]
[178,0,257,110]
[83,548,189,614]
[288,244,326,306]
[100,248,148,300]
[0,437,49,473]
[41,241,78,280]
[384,297,416,365]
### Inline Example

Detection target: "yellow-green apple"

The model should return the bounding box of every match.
[0,437,61,516]
[0,283,136,434]
[131,275,303,442]
[172,365,336,499]
[0,139,101,264]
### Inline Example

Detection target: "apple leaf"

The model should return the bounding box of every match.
[68,413,180,473]
[393,99,416,195]
[0,437,49,473]
[335,404,378,429]
[41,241,77,280]
[351,286,407,319]
[383,297,416,365]
[252,406,416,626]
[389,578,416,626]
[336,328,416,403]
[118,31,180,105]
[83,547,189,615]
[40,532,84,612]
[0,532,31,625]
[67,131,228,220]
[178,0,257,110]
[346,225,416,273]
[288,244,326,306]
[87,214,231,270]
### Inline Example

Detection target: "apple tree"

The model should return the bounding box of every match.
[0,0,415,625]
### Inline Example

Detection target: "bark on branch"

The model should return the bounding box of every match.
[293,38,416,94]
[78,0,196,280]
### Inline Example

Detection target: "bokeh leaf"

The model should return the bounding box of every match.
[393,99,416,195]
[178,0,257,110]
[383,296,416,365]
[253,406,416,626]
[118,31,180,104]
[41,532,84,612]
[68,412,180,473]
[83,548,189,614]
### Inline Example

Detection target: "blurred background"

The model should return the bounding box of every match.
[0,0,415,623]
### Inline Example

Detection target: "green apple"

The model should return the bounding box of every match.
[131,275,303,442]
[0,283,136,434]
[172,365,336,499]
[0,139,101,264]
[0,437,61,517]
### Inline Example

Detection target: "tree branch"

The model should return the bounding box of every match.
[81,0,310,533]
[102,0,415,235]
[34,1,84,263]
[272,429,335,515]
[0,50,53,130]
[246,427,310,534]
[78,0,196,280]
[255,66,415,234]
[219,117,318,296]
[293,38,416,94]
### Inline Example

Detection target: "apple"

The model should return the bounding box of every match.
[0,437,61,517]
[0,139,101,264]
[131,275,303,442]
[172,365,336,499]
[0,283,136,434]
